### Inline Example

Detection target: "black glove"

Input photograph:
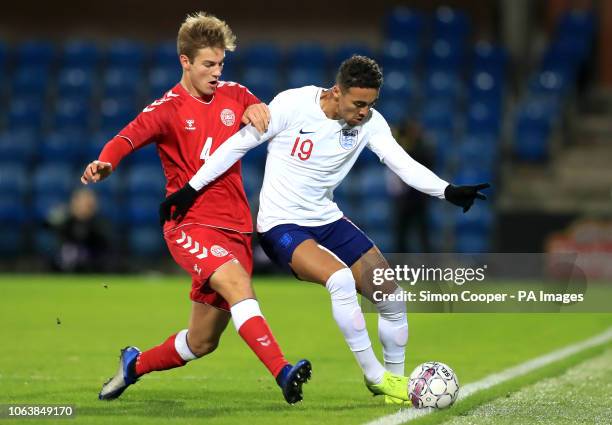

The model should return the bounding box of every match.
[444,183,490,213]
[159,183,198,225]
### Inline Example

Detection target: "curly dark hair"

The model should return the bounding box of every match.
[336,55,383,91]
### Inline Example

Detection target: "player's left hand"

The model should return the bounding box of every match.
[242,103,270,133]
[444,183,490,213]
[159,183,199,225]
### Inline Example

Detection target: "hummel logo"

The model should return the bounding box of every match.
[185,119,196,131]
[299,129,315,134]
[256,335,271,347]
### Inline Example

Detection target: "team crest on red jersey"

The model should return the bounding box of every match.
[211,245,229,257]
[220,109,236,126]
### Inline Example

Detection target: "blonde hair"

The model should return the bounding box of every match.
[177,12,236,63]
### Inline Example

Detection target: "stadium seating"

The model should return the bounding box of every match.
[2,6,594,262]
[61,40,100,69]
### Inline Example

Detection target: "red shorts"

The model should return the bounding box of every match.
[164,224,253,311]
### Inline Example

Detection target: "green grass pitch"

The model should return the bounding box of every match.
[0,274,610,424]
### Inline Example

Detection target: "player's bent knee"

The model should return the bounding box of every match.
[188,338,220,357]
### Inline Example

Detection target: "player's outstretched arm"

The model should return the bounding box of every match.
[370,134,490,213]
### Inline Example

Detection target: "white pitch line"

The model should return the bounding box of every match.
[363,326,612,425]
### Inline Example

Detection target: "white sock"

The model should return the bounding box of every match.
[327,268,386,384]
[175,329,198,361]
[377,287,408,376]
[230,298,262,331]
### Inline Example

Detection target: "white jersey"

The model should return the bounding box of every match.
[189,85,449,232]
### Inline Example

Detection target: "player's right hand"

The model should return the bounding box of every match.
[81,160,113,184]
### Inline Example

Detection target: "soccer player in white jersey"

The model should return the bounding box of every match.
[160,55,489,403]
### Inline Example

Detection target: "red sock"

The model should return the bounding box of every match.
[135,333,186,376]
[238,316,288,377]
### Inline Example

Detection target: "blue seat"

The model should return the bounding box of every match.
[12,67,49,96]
[85,129,117,161]
[424,70,463,101]
[0,130,37,164]
[469,70,504,106]
[472,41,508,77]
[358,199,392,228]
[62,40,100,69]
[242,67,280,103]
[16,40,55,68]
[453,166,494,191]
[7,97,44,132]
[466,100,501,137]
[433,6,471,41]
[556,9,595,39]
[421,99,456,134]
[513,97,554,161]
[427,39,465,71]
[358,167,388,200]
[287,43,327,70]
[40,130,85,166]
[103,67,142,97]
[100,96,137,132]
[32,164,75,198]
[128,225,166,257]
[458,134,497,170]
[125,165,166,197]
[125,196,162,225]
[242,43,283,68]
[286,67,328,89]
[375,98,409,128]
[152,40,178,68]
[241,163,264,198]
[0,164,29,198]
[0,194,28,224]
[528,68,570,99]
[455,202,493,232]
[148,66,180,99]
[106,40,147,69]
[380,70,419,101]
[57,67,95,98]
[385,7,426,43]
[53,97,91,131]
[381,40,421,71]
[333,43,376,68]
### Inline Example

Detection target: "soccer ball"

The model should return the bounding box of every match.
[408,361,459,409]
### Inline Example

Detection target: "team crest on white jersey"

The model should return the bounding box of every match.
[211,245,229,257]
[220,109,236,126]
[185,119,196,131]
[339,129,358,150]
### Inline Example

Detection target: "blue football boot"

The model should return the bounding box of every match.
[275,359,312,404]
[98,346,141,400]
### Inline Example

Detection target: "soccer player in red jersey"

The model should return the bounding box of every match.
[80,12,311,404]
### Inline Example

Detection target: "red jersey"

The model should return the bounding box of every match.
[102,82,259,233]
